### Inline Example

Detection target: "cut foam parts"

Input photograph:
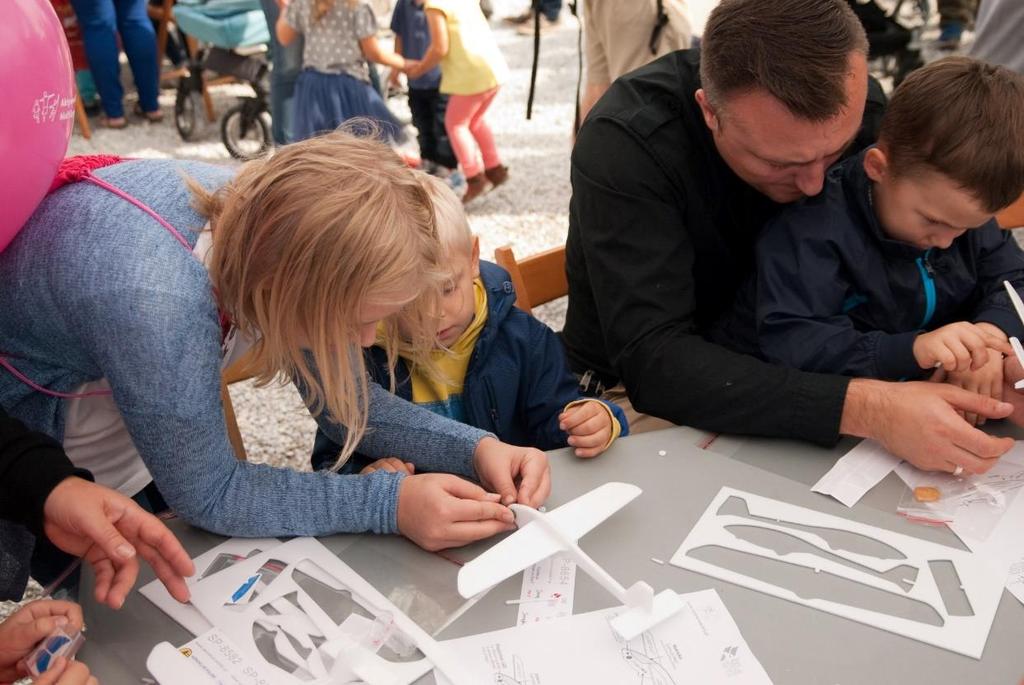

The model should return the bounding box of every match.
[671,488,1005,658]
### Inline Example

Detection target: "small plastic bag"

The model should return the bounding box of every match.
[897,470,1009,539]
[26,628,85,677]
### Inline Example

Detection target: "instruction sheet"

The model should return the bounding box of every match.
[439,588,772,685]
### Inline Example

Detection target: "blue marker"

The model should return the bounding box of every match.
[230,573,261,603]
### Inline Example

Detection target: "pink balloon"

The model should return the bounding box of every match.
[0,0,75,252]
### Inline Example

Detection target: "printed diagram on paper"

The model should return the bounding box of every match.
[515,555,576,625]
[670,487,1006,659]
[440,589,772,685]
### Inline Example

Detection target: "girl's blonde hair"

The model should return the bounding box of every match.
[190,129,445,469]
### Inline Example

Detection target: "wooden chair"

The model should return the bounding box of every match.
[221,352,259,461]
[997,193,1024,229]
[493,244,567,315]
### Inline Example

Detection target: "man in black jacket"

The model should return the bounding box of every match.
[564,0,1018,474]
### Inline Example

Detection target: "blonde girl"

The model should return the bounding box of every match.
[0,132,549,552]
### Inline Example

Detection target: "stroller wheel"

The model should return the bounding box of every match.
[174,85,208,142]
[221,102,272,161]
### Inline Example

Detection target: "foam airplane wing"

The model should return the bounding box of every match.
[457,482,642,598]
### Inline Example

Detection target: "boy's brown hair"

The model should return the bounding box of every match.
[700,0,868,121]
[879,57,1024,213]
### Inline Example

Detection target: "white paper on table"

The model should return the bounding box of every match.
[811,439,901,507]
[147,628,282,685]
[139,537,282,636]
[439,588,772,685]
[515,554,576,625]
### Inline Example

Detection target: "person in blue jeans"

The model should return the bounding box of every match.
[390,0,458,174]
[259,0,304,145]
[69,0,161,127]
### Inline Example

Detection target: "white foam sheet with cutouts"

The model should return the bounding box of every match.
[670,487,1006,658]
[187,537,473,684]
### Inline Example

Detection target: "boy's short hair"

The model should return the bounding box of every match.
[700,0,868,121]
[879,56,1024,213]
[418,173,474,257]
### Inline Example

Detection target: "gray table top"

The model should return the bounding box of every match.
[77,427,1024,684]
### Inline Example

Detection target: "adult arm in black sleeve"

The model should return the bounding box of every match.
[568,119,850,445]
[0,408,88,535]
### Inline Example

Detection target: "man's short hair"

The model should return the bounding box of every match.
[880,56,1024,213]
[700,0,868,121]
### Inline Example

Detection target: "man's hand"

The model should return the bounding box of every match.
[841,379,1013,474]
[912,322,1011,372]
[42,478,194,610]
[946,347,1005,425]
[472,437,550,508]
[396,474,515,551]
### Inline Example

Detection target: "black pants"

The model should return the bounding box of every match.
[408,88,457,171]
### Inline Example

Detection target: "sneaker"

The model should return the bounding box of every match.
[462,173,490,204]
[516,15,560,35]
[484,164,509,189]
[935,22,963,50]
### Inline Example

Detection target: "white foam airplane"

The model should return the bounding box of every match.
[457,482,685,640]
[1003,280,1024,390]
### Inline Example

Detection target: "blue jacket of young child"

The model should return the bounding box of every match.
[711,149,1024,380]
[313,261,630,471]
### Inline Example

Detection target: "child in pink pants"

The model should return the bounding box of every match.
[407,0,510,203]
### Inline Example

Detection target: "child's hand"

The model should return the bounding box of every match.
[33,657,95,685]
[396,473,515,551]
[403,59,422,78]
[559,401,614,458]
[360,457,415,475]
[0,599,83,683]
[387,68,401,89]
[946,347,1005,426]
[472,437,550,508]
[913,322,1011,372]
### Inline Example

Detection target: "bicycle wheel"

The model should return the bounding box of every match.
[221,102,272,160]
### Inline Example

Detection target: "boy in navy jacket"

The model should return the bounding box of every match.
[313,175,628,472]
[713,57,1024,423]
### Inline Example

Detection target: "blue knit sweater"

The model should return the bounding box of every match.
[0,159,487,537]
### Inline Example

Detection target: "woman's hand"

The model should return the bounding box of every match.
[43,477,194,609]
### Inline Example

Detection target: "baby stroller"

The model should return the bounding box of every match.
[172,0,272,159]
[847,0,931,86]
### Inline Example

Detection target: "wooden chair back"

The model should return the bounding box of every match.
[493,244,568,315]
